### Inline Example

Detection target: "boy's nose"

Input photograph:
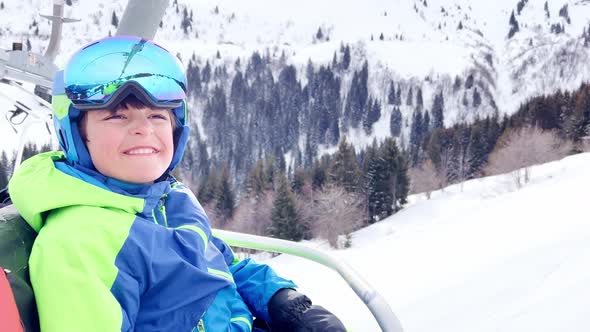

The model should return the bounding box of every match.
[129,118,154,135]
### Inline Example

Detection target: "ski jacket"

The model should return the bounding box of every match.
[8,151,296,332]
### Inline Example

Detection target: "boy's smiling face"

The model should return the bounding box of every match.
[80,103,175,184]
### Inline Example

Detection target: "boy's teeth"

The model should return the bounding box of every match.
[127,148,156,155]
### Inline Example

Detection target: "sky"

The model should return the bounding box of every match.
[263,152,590,331]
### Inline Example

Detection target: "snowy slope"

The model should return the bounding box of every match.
[267,152,590,331]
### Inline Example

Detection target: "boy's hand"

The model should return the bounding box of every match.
[268,288,346,332]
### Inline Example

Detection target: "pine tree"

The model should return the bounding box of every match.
[363,98,381,134]
[201,61,211,83]
[187,60,201,96]
[342,45,351,70]
[387,81,396,105]
[357,61,369,124]
[343,73,359,127]
[111,11,119,27]
[410,109,424,148]
[366,138,408,222]
[558,4,570,24]
[390,107,402,137]
[247,159,267,196]
[181,7,192,34]
[197,167,219,204]
[410,109,425,165]
[508,11,519,39]
[264,157,276,188]
[271,173,304,241]
[395,85,402,106]
[311,158,327,190]
[416,87,424,111]
[423,110,431,136]
[467,123,487,177]
[406,87,413,106]
[329,137,361,192]
[291,168,306,194]
[304,132,318,169]
[332,52,338,68]
[315,27,324,41]
[432,92,445,129]
[343,63,368,129]
[473,87,482,107]
[215,166,236,227]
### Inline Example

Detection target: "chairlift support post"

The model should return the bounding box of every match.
[116,0,170,40]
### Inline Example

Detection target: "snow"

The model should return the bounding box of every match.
[265,153,590,331]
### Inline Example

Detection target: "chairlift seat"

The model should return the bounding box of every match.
[0,204,40,332]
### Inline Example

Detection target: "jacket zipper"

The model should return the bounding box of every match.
[152,195,168,227]
[191,319,205,332]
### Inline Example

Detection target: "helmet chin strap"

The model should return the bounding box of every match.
[69,120,94,170]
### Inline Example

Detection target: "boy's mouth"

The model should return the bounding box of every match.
[124,147,159,155]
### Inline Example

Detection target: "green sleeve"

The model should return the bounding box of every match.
[29,206,135,332]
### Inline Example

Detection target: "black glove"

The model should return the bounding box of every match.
[267,288,346,332]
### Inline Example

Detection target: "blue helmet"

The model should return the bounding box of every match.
[51,36,190,174]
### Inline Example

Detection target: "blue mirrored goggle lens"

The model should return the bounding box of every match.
[64,36,186,108]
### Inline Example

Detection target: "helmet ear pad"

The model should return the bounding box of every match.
[166,100,189,173]
[69,113,94,169]
[54,104,95,170]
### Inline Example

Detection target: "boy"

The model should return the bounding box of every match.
[8,36,346,331]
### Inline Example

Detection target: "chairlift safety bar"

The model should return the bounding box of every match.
[214,229,404,332]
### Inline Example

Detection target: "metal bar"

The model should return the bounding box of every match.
[116,0,170,40]
[213,229,404,332]
[43,0,64,61]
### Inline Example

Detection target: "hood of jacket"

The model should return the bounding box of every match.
[8,151,170,233]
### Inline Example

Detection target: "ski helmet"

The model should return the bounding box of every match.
[51,36,190,174]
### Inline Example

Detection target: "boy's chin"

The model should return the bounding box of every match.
[109,169,166,184]
[121,173,162,184]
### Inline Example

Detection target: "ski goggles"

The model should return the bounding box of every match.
[63,36,186,110]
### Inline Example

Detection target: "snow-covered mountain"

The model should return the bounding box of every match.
[3,0,590,115]
[1,0,590,157]
[269,151,590,331]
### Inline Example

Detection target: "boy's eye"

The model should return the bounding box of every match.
[150,114,169,120]
[104,114,125,120]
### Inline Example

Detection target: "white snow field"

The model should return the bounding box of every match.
[268,152,590,332]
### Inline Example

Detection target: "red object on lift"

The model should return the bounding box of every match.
[0,269,24,332]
